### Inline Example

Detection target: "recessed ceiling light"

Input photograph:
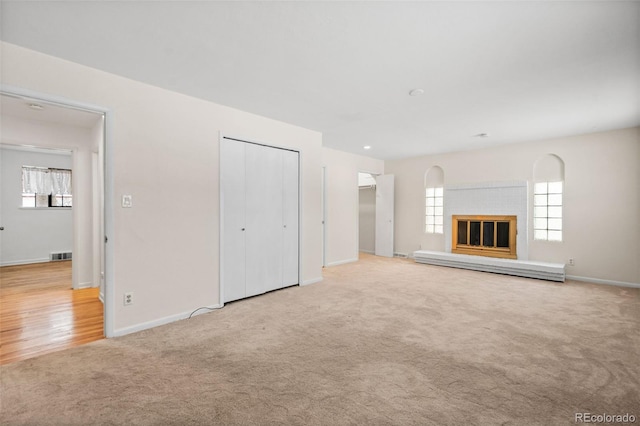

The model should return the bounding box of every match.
[475,133,489,138]
[409,88,425,96]
[363,145,371,150]
[28,103,44,111]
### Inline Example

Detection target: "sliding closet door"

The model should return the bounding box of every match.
[282,150,299,287]
[220,139,246,303]
[245,143,284,296]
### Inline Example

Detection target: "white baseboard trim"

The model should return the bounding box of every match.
[566,275,640,289]
[113,304,223,337]
[328,258,358,267]
[99,292,105,304]
[0,257,49,267]
[302,277,323,286]
[359,249,375,254]
[76,281,94,289]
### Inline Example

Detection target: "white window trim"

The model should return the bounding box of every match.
[533,181,563,242]
[425,186,444,234]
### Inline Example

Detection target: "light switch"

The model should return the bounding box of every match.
[122,195,133,208]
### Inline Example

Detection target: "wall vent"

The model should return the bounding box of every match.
[393,252,408,258]
[50,252,72,261]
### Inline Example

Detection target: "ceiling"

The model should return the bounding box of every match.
[1,94,104,129]
[1,1,638,160]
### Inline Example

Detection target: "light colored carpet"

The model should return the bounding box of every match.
[1,254,638,425]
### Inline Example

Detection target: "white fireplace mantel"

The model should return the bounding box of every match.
[443,181,528,260]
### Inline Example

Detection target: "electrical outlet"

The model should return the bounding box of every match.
[568,258,575,266]
[124,292,134,306]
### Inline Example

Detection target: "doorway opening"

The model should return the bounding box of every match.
[0,89,110,363]
[358,172,377,256]
[357,171,395,259]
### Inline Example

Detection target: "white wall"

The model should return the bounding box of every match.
[358,187,375,253]
[322,147,384,265]
[92,118,106,298]
[0,147,73,266]
[72,147,93,288]
[386,127,640,286]
[1,42,323,335]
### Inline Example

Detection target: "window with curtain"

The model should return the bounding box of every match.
[21,166,73,208]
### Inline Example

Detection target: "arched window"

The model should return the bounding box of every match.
[425,166,444,234]
[533,154,564,241]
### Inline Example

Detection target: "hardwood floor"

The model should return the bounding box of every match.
[0,261,104,365]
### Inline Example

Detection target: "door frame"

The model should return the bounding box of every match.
[218,132,301,306]
[1,84,115,338]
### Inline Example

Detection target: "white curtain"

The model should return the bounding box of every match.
[50,169,72,195]
[22,167,72,195]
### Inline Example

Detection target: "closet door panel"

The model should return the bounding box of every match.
[375,174,395,258]
[245,143,284,296]
[220,139,246,303]
[282,150,299,287]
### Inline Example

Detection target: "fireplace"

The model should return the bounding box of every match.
[451,215,517,259]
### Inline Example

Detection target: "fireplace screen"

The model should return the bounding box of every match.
[452,215,517,259]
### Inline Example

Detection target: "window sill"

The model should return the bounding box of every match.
[19,207,72,210]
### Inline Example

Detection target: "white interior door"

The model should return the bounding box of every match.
[0,189,4,265]
[321,166,327,267]
[282,149,299,286]
[0,155,5,265]
[220,139,246,303]
[245,143,283,295]
[375,174,395,257]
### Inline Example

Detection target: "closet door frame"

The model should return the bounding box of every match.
[218,133,301,306]
[281,149,300,287]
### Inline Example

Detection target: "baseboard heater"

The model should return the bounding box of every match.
[413,250,565,282]
[50,252,72,261]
